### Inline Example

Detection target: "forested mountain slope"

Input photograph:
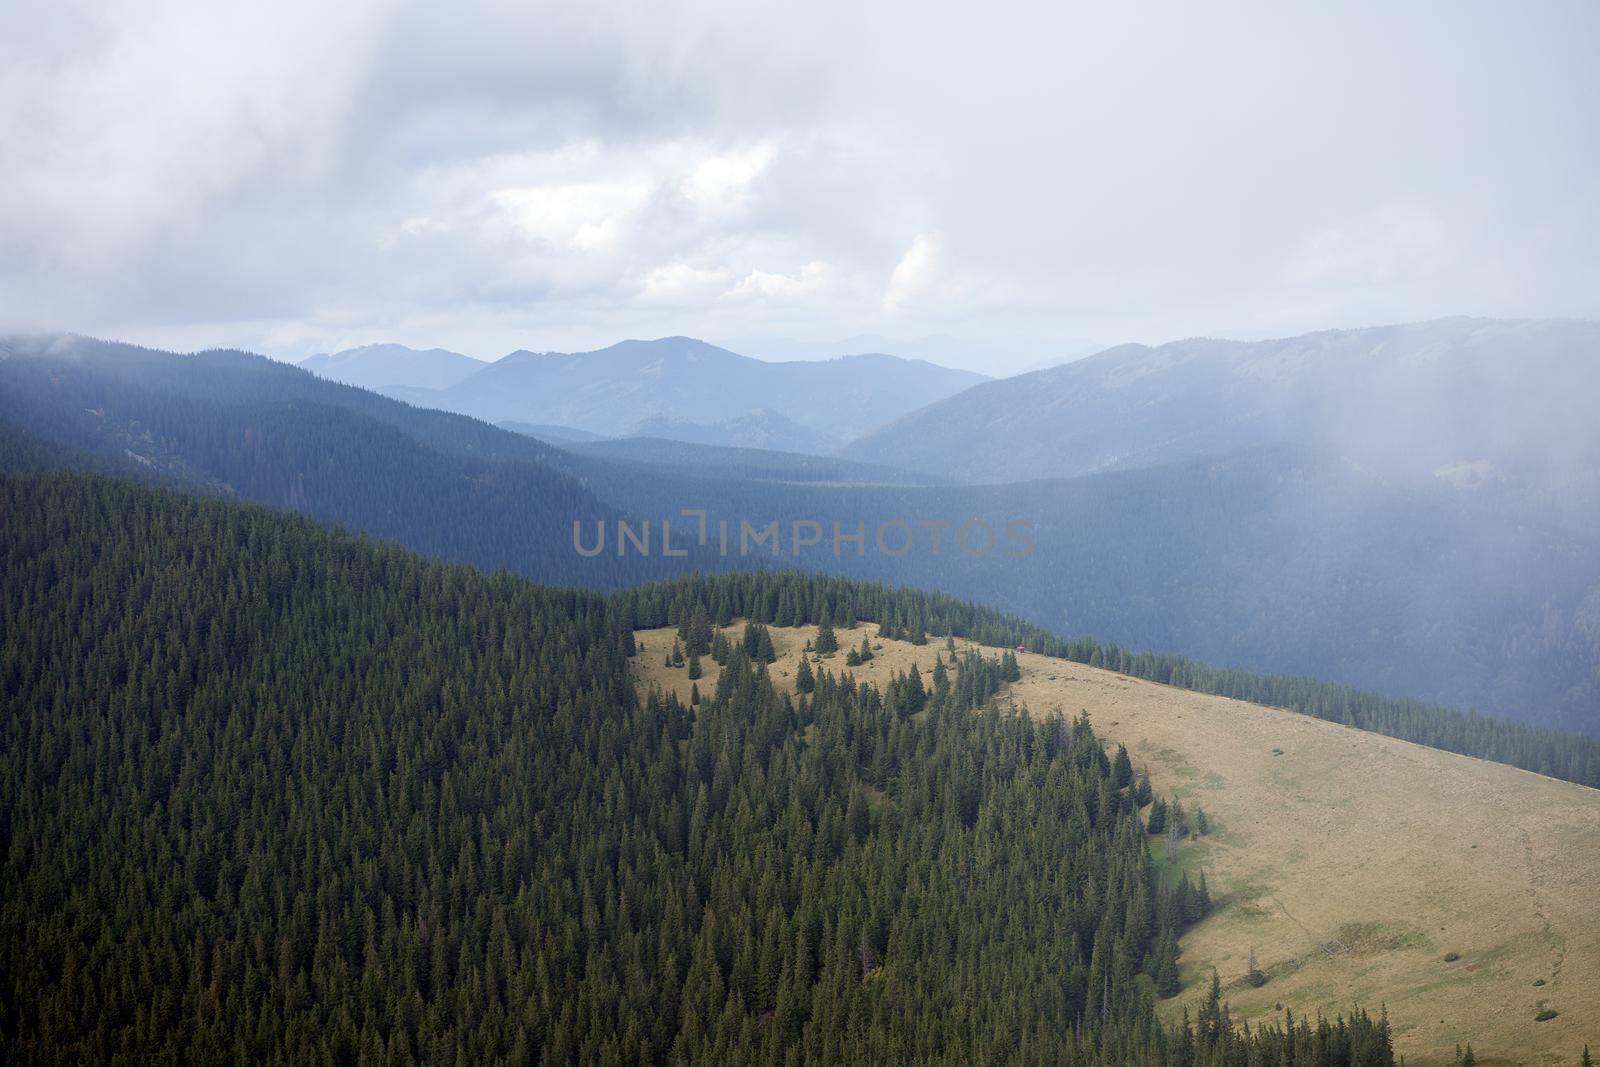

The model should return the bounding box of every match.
[630,617,1600,1064]
[0,470,1393,1065]
[0,335,697,588]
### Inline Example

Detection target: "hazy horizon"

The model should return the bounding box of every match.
[5,1,1599,375]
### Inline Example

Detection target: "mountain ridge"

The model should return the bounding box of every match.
[379,335,989,441]
[843,316,1600,490]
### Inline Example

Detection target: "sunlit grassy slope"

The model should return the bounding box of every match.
[632,623,1600,1065]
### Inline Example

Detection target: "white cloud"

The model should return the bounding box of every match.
[2,1,1598,368]
[641,262,732,302]
[684,141,778,212]
[490,178,655,252]
[725,261,829,300]
[883,233,942,312]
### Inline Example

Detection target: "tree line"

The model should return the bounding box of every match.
[617,572,1600,789]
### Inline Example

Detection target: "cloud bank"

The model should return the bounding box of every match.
[3,0,1597,372]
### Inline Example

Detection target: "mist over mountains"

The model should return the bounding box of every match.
[845,317,1600,502]
[5,318,1598,735]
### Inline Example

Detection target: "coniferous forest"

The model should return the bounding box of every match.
[9,9,1600,1062]
[0,470,1402,1064]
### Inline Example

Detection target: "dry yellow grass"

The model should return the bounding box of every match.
[631,623,1600,1065]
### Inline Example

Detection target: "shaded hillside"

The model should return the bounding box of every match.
[627,408,838,453]
[564,436,946,486]
[498,421,609,444]
[0,335,693,589]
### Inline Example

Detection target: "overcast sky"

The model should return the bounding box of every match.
[3,1,1597,373]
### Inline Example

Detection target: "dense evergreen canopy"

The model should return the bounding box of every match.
[1,472,1399,1064]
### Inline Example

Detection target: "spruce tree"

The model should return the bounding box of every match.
[905,664,926,712]
[795,657,815,694]
[1147,796,1168,836]
[1112,744,1133,789]
[814,611,838,654]
[1134,771,1153,807]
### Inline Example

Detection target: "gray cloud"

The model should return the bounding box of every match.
[2,0,1597,372]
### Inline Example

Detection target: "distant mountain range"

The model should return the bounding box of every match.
[300,343,485,392]
[305,337,987,442]
[7,319,1599,735]
[844,317,1600,499]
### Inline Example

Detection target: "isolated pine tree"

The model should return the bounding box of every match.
[814,611,838,654]
[687,652,702,680]
[1245,947,1266,987]
[795,657,815,694]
